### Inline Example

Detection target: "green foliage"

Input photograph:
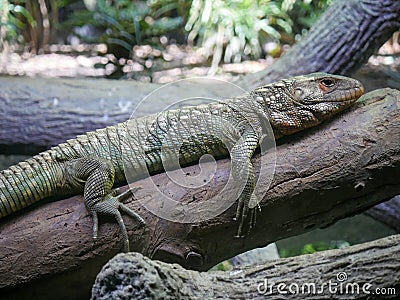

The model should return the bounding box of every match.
[0,0,71,51]
[1,0,333,77]
[0,0,35,45]
[65,0,190,54]
[211,260,234,271]
[283,0,334,38]
[185,0,293,72]
[279,240,351,258]
[63,0,191,77]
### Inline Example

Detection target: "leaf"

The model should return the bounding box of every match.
[9,4,35,26]
[107,37,133,52]
[94,63,106,69]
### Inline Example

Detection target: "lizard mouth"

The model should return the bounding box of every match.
[330,85,364,102]
[292,82,365,106]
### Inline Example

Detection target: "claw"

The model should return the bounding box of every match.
[90,197,145,252]
[248,193,260,209]
[114,209,130,252]
[235,193,260,237]
[119,203,145,226]
[92,211,99,240]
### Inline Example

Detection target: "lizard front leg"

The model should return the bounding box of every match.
[65,157,145,252]
[230,129,260,237]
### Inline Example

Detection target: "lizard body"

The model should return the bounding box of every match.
[0,73,364,251]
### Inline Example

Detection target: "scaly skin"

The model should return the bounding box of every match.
[0,73,364,251]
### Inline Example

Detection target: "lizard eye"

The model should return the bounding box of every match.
[320,79,335,87]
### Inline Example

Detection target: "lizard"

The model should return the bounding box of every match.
[0,73,364,252]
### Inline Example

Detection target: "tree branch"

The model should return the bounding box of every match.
[240,0,400,89]
[1,88,399,299]
[1,0,399,151]
[91,234,400,299]
[366,196,400,232]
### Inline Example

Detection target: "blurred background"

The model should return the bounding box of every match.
[2,0,396,82]
[1,0,398,83]
[0,0,399,265]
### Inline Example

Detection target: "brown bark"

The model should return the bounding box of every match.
[1,89,399,299]
[1,0,400,151]
[91,234,400,299]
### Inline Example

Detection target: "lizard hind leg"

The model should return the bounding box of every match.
[68,157,145,252]
[229,128,261,237]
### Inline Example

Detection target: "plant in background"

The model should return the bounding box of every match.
[1,0,333,76]
[61,0,332,78]
[279,240,350,258]
[0,0,35,51]
[0,0,67,53]
[64,0,191,77]
[283,0,334,40]
[65,0,191,56]
[185,0,292,74]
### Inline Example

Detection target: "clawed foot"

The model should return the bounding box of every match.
[91,189,145,252]
[234,193,261,238]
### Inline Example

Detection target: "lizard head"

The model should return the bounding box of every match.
[256,72,364,137]
[288,72,364,116]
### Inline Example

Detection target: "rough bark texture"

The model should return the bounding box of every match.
[366,196,400,232]
[91,234,400,299]
[1,0,400,151]
[240,0,400,89]
[0,89,399,299]
[0,78,160,153]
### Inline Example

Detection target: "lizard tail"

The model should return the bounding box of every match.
[0,152,62,218]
